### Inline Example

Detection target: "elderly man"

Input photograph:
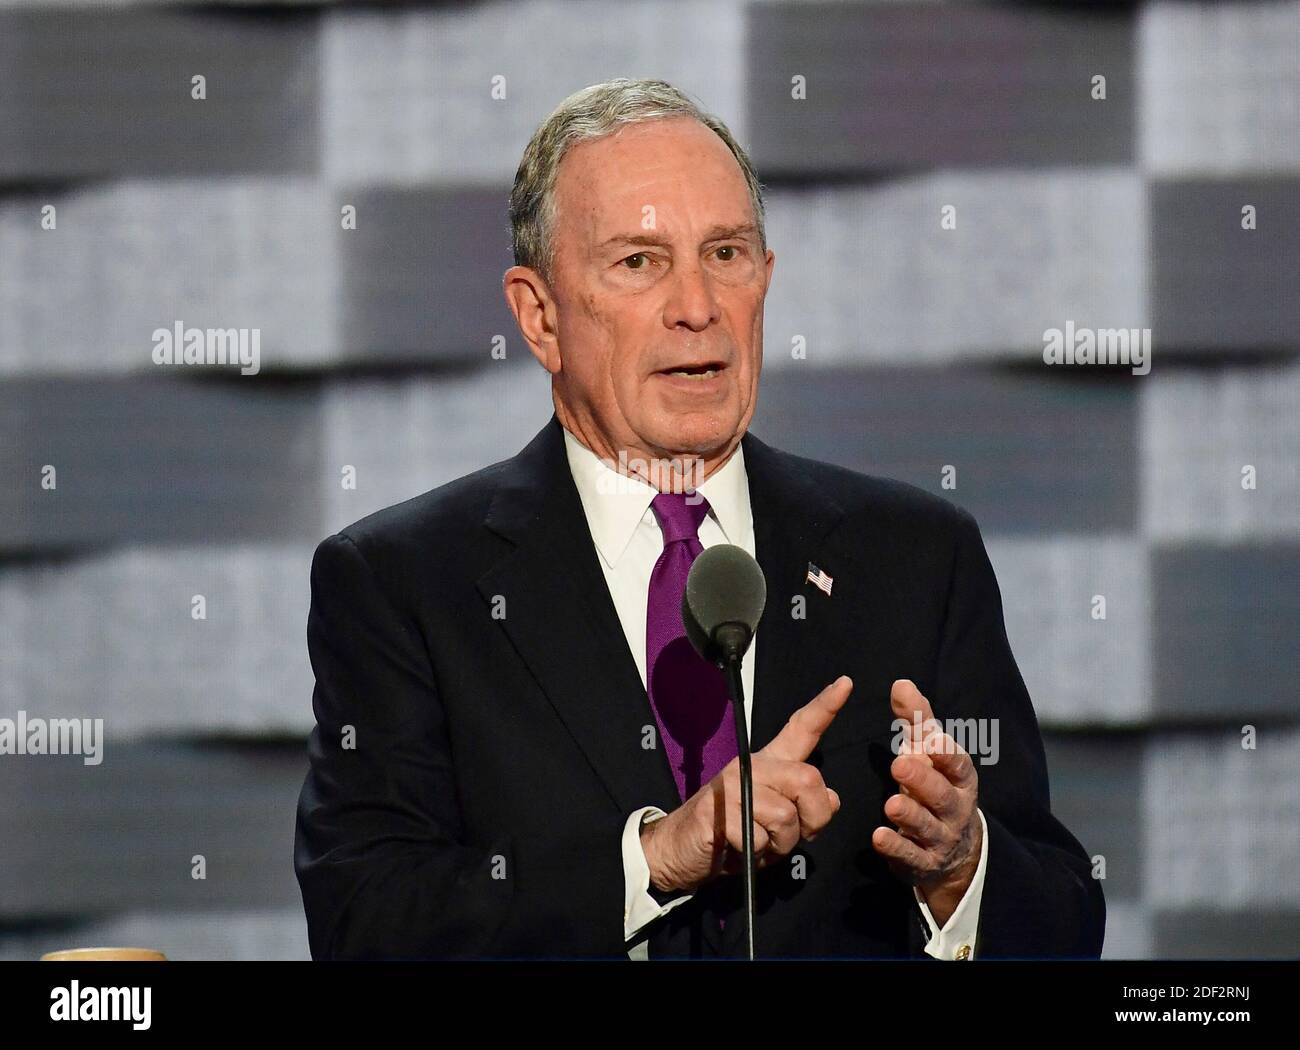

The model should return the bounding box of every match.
[294,78,1105,960]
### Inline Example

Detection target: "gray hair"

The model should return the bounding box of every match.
[509,78,766,285]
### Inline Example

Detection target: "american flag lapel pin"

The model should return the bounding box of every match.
[806,562,833,596]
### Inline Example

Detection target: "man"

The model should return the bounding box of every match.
[294,78,1105,960]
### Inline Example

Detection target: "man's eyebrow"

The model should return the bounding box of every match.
[595,223,759,251]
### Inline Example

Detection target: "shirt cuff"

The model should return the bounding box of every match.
[622,805,694,942]
[914,808,988,960]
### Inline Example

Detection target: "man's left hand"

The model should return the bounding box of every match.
[871,678,982,927]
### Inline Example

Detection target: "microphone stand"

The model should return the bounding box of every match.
[715,623,755,961]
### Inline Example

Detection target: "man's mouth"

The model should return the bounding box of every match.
[656,361,727,380]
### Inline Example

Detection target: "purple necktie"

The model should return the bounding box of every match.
[645,492,737,803]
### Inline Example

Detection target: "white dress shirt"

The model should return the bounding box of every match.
[561,426,987,961]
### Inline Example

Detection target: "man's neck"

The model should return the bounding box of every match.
[556,412,741,492]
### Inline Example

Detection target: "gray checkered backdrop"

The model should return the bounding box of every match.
[1,0,1296,960]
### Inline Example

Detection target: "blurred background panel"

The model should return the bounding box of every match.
[761,171,1150,367]
[0,6,319,180]
[746,1,1137,171]
[0,180,341,374]
[1,0,1296,960]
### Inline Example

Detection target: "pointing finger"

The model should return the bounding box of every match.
[762,675,853,762]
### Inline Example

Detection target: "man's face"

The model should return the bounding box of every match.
[509,115,774,473]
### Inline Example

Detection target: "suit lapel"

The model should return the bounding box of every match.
[744,430,846,751]
[476,416,682,819]
[717,429,847,956]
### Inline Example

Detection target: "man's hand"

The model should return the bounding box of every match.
[640,676,852,895]
[872,679,982,927]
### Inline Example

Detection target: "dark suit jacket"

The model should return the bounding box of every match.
[293,414,1105,959]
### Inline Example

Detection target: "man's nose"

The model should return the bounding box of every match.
[664,259,722,331]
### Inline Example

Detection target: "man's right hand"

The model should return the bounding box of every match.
[640,675,852,895]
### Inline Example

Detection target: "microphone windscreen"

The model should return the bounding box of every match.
[682,544,767,660]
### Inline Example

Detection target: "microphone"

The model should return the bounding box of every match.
[681,543,766,667]
[681,544,766,961]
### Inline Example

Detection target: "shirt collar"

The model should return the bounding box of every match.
[562,425,752,568]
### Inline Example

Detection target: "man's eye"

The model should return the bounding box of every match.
[623,253,649,270]
[715,245,741,261]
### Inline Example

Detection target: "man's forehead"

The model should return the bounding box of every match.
[567,160,755,246]
[592,221,759,251]
[558,126,748,213]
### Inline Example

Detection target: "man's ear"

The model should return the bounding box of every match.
[502,265,561,374]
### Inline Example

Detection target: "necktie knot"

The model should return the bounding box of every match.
[651,492,710,545]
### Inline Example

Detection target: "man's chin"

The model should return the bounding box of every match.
[641,412,742,460]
